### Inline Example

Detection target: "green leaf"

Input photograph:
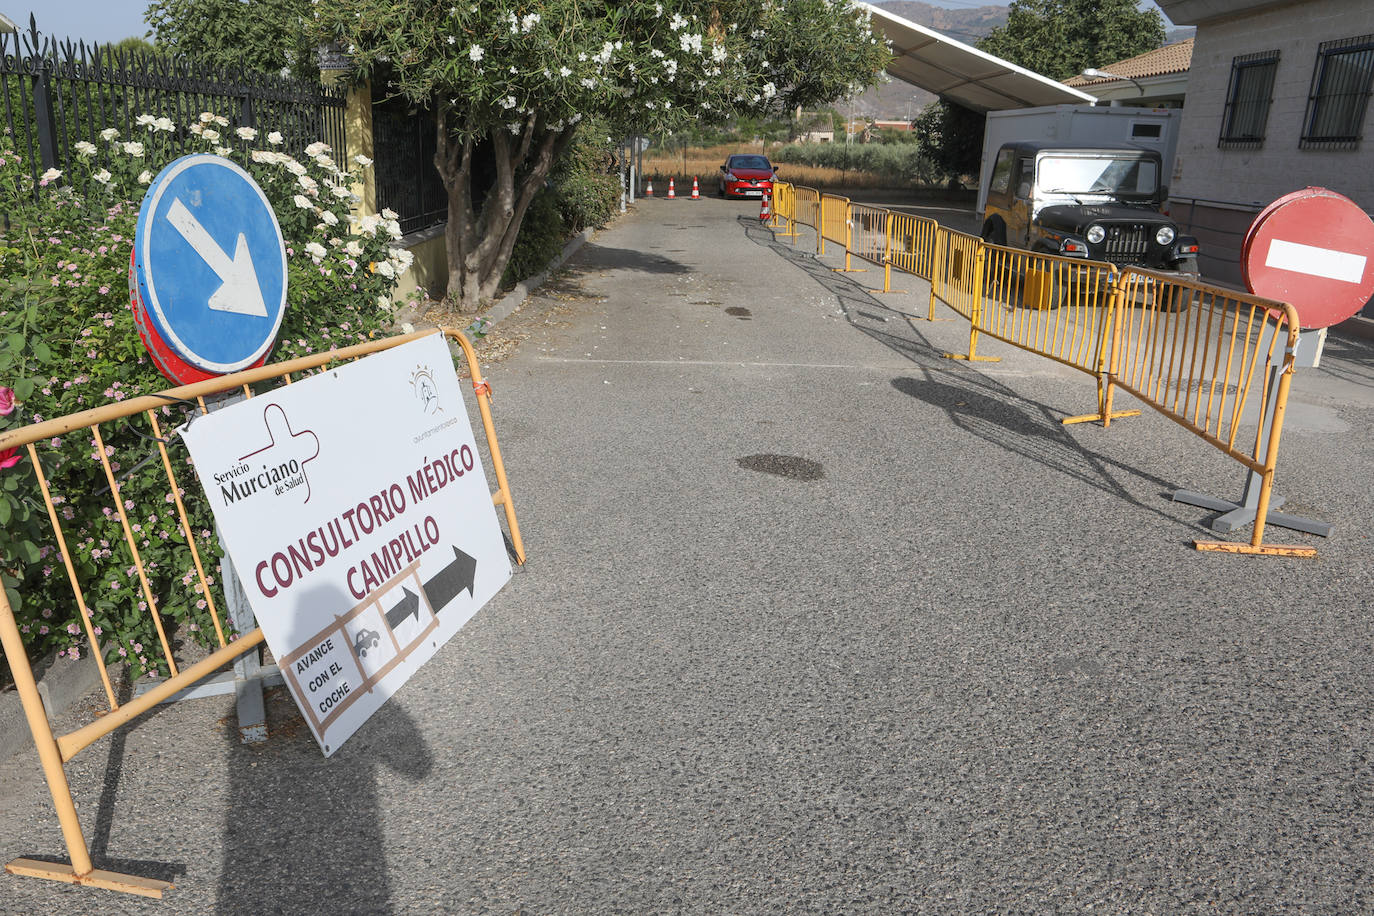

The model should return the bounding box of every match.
[19,540,39,564]
[0,498,10,525]
[5,333,22,353]
[31,340,51,363]
[13,377,35,400]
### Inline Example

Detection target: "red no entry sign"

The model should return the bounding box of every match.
[1242,187,1374,329]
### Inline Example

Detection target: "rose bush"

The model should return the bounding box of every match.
[0,112,418,677]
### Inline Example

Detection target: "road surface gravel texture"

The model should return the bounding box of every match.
[2,196,1373,915]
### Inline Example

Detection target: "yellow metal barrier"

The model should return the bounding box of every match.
[818,192,850,258]
[761,192,1314,557]
[1097,273,1310,556]
[887,211,939,291]
[0,327,525,897]
[979,243,1122,381]
[793,186,821,239]
[769,181,797,238]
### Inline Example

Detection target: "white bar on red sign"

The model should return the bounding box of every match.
[1265,238,1367,284]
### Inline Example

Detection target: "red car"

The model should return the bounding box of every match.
[718,154,777,199]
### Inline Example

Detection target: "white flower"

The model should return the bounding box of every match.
[762,81,777,99]
[500,95,516,110]
[313,154,337,172]
[520,12,540,31]
[267,131,284,145]
[153,117,175,132]
[381,208,398,219]
[236,126,258,140]
[285,160,308,176]
[213,115,228,126]
[384,219,402,239]
[358,214,381,235]
[138,170,153,184]
[189,122,203,135]
[447,36,456,45]
[374,260,395,278]
[135,113,156,128]
[712,43,728,63]
[201,129,220,143]
[74,141,97,157]
[558,66,571,77]
[670,12,688,30]
[353,154,373,167]
[39,167,62,184]
[305,141,330,157]
[345,240,363,256]
[304,241,328,260]
[321,210,339,226]
[251,149,275,163]
[92,168,112,184]
[121,141,145,157]
[392,248,414,269]
[469,44,484,62]
[297,174,319,192]
[331,184,353,200]
[214,146,232,156]
[199,112,216,123]
[292,194,313,209]
[99,128,119,141]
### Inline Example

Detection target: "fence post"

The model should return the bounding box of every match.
[319,49,376,219]
[28,16,60,173]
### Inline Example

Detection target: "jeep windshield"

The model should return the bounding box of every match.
[1037,156,1159,197]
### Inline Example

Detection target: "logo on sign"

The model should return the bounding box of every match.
[209,404,320,506]
[410,364,443,415]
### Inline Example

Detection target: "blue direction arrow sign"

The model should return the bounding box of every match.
[134,154,287,374]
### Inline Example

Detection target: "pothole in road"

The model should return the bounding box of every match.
[725,307,752,320]
[736,454,824,481]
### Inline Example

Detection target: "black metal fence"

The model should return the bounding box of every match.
[0,16,347,190]
[371,90,446,236]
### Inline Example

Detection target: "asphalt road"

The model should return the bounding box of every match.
[2,196,1372,914]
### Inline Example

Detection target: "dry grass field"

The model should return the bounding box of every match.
[639,141,923,192]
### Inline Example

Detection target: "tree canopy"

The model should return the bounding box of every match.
[977,0,1165,83]
[145,0,317,78]
[916,0,1167,180]
[308,0,890,308]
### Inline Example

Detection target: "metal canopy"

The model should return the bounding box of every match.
[862,3,1097,112]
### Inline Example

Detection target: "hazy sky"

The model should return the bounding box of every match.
[10,0,149,46]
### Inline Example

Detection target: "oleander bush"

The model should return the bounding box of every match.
[0,111,416,678]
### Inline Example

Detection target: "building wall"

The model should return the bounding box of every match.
[1169,0,1374,290]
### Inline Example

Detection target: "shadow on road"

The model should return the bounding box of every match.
[740,216,1208,530]
[216,693,433,915]
[573,242,692,276]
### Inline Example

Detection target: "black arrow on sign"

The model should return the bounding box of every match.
[385,587,420,632]
[423,546,477,612]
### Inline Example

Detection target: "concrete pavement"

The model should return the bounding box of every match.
[1,194,1372,914]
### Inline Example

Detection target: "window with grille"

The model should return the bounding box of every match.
[1301,35,1374,149]
[1219,51,1279,148]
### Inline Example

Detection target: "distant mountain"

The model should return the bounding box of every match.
[871,1,1009,46]
[843,1,1009,121]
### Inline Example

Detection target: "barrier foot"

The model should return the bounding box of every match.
[942,353,1000,362]
[1173,483,1332,537]
[1193,540,1318,558]
[1061,409,1140,426]
[832,267,868,273]
[868,288,908,295]
[5,859,172,898]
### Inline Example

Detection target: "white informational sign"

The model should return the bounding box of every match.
[181,334,512,755]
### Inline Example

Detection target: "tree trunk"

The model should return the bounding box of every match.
[433,107,576,313]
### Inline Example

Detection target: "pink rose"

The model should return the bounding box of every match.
[0,386,14,416]
[0,447,22,470]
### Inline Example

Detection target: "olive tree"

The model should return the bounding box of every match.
[312,0,889,311]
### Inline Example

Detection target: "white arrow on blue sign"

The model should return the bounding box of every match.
[134,154,288,373]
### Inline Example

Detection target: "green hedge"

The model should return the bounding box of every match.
[772,141,947,185]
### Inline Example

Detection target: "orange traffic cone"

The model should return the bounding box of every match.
[667,178,676,200]
[759,190,772,222]
[690,177,700,200]
[645,180,654,197]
